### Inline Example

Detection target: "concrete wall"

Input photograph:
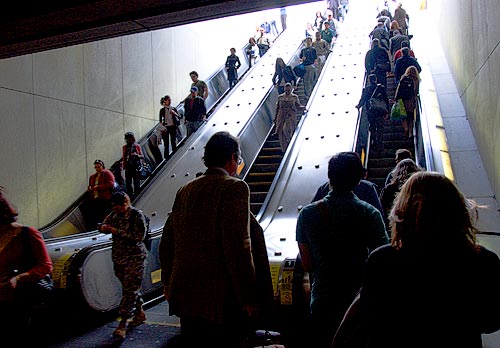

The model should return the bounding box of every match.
[0,8,285,227]
[432,0,500,201]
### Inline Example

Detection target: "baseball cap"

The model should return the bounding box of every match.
[190,86,198,92]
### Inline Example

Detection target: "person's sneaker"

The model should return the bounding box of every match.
[113,323,127,339]
[128,310,146,328]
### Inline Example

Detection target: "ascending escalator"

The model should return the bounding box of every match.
[362,60,415,190]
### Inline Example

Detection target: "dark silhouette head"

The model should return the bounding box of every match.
[328,152,366,192]
[203,131,240,168]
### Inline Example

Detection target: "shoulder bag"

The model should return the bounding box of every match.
[390,98,407,121]
[368,85,389,117]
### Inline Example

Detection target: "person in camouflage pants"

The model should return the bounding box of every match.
[99,191,148,339]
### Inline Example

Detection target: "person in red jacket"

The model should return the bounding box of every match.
[87,159,115,229]
[0,187,53,346]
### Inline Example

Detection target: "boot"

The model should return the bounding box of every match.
[128,309,146,328]
[113,320,127,339]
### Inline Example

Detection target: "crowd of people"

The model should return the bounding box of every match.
[4,2,500,347]
[359,1,422,153]
[270,4,343,155]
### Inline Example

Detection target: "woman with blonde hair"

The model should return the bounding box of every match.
[395,64,420,138]
[359,172,500,347]
[389,20,400,37]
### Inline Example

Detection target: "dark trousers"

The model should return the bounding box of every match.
[368,114,385,151]
[258,44,269,57]
[161,126,177,158]
[229,79,237,89]
[87,198,111,230]
[125,168,140,198]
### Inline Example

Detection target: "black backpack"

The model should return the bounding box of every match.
[397,76,415,99]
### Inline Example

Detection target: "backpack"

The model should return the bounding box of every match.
[375,53,390,72]
[397,75,415,99]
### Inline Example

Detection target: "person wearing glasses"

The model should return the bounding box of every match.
[87,159,115,230]
[160,131,262,347]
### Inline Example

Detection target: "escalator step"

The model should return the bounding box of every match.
[248,181,273,192]
[248,171,277,178]
[384,140,413,149]
[369,158,395,168]
[261,147,283,156]
[251,163,280,173]
[368,148,396,159]
[255,155,283,164]
[383,132,406,141]
[250,192,268,202]
[246,172,277,182]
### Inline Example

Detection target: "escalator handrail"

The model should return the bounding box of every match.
[39,41,253,234]
[254,43,336,220]
[414,95,435,171]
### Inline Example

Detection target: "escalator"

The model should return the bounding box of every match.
[39,41,252,241]
[32,41,257,319]
[245,58,326,216]
[364,71,415,189]
[40,25,311,317]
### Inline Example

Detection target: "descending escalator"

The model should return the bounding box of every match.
[244,60,326,216]
[39,41,252,240]
[39,26,310,319]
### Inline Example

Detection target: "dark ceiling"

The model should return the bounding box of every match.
[0,0,315,60]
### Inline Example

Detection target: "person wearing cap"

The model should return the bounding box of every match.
[189,71,209,100]
[99,191,148,339]
[296,152,388,347]
[122,131,144,199]
[254,26,272,57]
[274,82,304,152]
[183,86,207,137]
[87,159,115,229]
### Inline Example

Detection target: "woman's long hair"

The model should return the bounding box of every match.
[405,65,420,82]
[275,58,285,75]
[389,158,422,189]
[389,172,478,253]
